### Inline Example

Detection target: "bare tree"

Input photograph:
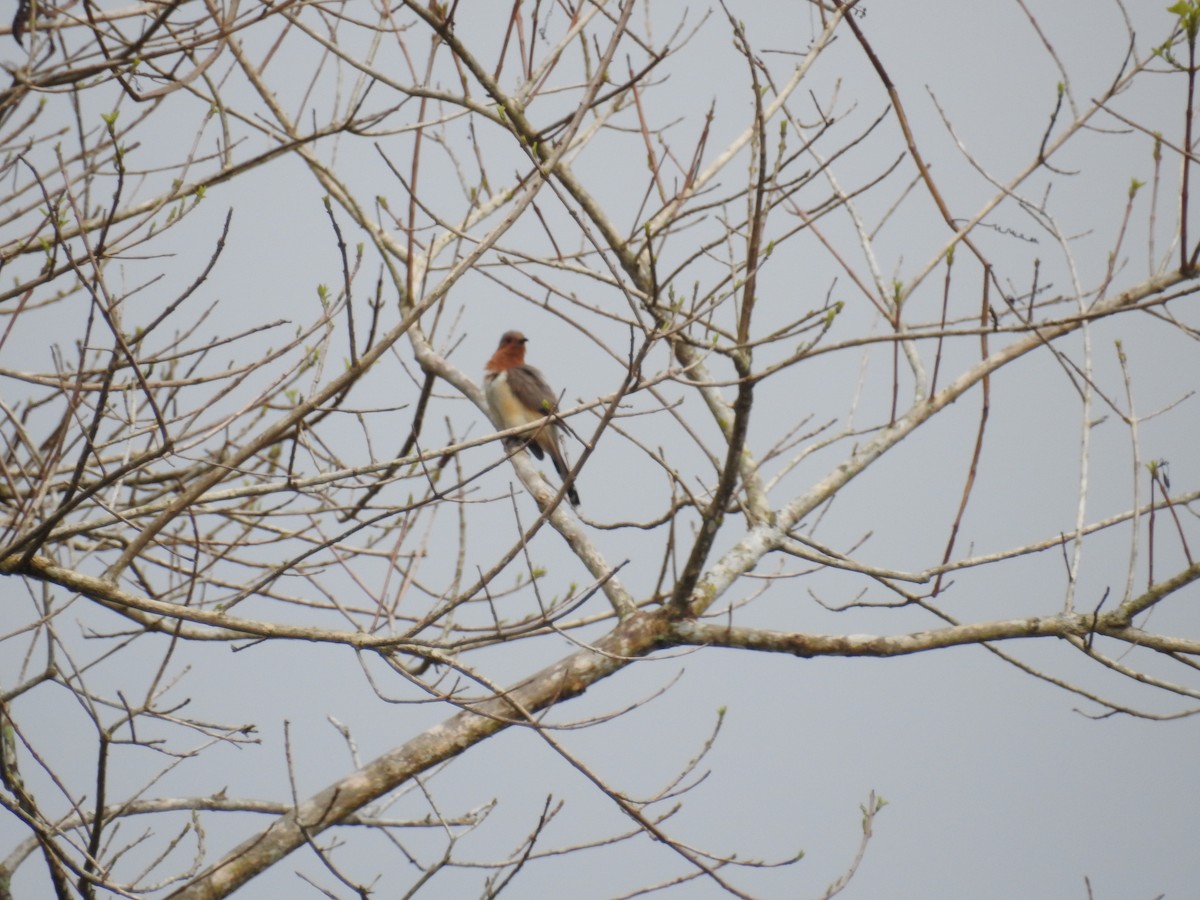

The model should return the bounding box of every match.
[1,1,1197,896]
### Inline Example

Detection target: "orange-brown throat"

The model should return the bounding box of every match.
[486,330,528,372]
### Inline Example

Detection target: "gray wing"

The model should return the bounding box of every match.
[499,366,580,505]
[506,365,559,417]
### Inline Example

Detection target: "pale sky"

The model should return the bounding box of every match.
[2,2,1197,898]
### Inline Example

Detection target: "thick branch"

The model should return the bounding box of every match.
[169,610,673,899]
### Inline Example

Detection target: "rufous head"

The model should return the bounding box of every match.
[486,330,529,371]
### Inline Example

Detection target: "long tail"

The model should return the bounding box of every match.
[545,439,580,506]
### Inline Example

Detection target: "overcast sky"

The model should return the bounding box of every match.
[2,2,1198,898]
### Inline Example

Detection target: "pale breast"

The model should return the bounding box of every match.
[486,371,542,427]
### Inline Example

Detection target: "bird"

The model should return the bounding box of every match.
[484,330,581,506]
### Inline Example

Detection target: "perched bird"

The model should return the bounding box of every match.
[484,330,581,505]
